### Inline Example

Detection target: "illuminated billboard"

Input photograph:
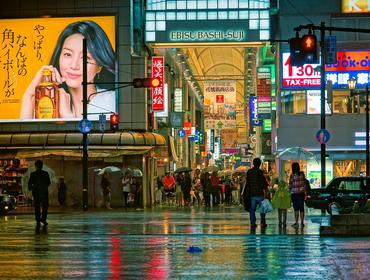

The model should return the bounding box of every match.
[0,16,116,122]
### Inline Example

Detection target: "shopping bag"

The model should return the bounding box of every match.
[260,198,273,213]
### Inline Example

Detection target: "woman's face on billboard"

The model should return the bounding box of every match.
[59,33,102,89]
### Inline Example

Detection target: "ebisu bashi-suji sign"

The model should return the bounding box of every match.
[144,1,271,44]
[151,56,164,111]
[282,51,370,89]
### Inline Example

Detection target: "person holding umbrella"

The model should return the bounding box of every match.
[101,171,112,209]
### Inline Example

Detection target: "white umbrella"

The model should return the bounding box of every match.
[97,166,121,175]
[277,147,317,161]
[22,164,56,196]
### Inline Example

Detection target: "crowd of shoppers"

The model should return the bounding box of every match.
[154,158,309,230]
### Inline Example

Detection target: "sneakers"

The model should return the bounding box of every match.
[291,223,299,228]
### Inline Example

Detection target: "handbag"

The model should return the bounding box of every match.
[260,198,273,213]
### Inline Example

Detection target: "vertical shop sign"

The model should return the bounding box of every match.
[249,96,262,126]
[257,68,272,119]
[152,56,164,111]
[154,83,168,117]
[183,121,192,136]
[174,88,183,112]
[209,129,215,153]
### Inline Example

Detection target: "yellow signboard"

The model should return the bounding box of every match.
[342,0,370,13]
[0,16,116,121]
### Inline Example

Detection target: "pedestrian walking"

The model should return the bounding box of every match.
[210,171,220,206]
[28,160,51,226]
[201,172,212,207]
[183,172,192,206]
[271,180,291,227]
[101,171,112,209]
[244,158,269,228]
[122,171,132,207]
[57,177,67,206]
[288,162,308,228]
[224,175,233,206]
[192,169,202,206]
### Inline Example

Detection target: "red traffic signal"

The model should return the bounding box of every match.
[110,113,119,131]
[301,34,318,63]
[132,78,161,88]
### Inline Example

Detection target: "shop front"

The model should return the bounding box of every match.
[0,132,165,208]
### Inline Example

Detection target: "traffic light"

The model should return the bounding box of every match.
[289,32,318,66]
[132,78,161,88]
[110,113,119,131]
[289,36,304,66]
[301,34,318,64]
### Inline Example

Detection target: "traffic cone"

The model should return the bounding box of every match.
[362,199,370,213]
[353,200,361,213]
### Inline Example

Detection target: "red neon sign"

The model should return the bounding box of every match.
[151,56,165,111]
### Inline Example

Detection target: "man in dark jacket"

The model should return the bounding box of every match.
[244,158,268,228]
[28,160,51,226]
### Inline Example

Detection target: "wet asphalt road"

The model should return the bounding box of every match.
[1,206,370,279]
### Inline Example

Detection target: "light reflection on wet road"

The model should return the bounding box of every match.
[1,207,370,279]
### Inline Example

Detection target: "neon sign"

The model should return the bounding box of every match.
[151,56,164,111]
[169,30,245,42]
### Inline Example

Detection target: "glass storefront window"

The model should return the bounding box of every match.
[239,0,249,8]
[218,11,228,19]
[259,30,269,40]
[197,11,207,19]
[260,19,269,29]
[209,0,218,9]
[208,11,217,19]
[166,12,176,20]
[229,0,238,9]
[332,90,360,114]
[280,91,306,114]
[156,21,166,31]
[250,10,259,19]
[177,12,186,20]
[249,19,259,29]
[167,1,176,10]
[219,0,228,8]
[187,12,196,20]
[146,21,155,31]
[280,90,364,115]
[198,0,207,9]
[187,0,197,9]
[333,160,359,177]
[229,11,238,19]
[239,10,248,19]
[177,1,187,9]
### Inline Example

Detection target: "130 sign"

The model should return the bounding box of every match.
[282,53,320,88]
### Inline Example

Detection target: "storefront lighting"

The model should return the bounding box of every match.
[348,78,369,176]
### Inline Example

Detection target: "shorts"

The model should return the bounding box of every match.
[291,193,305,212]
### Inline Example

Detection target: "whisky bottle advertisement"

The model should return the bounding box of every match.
[35,69,60,119]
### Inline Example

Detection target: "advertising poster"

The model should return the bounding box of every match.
[307,160,333,188]
[204,80,236,129]
[221,128,239,154]
[0,16,116,121]
[282,51,370,89]
[306,90,331,115]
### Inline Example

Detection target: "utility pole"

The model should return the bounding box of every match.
[320,22,326,187]
[82,38,88,211]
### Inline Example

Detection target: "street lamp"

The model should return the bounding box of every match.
[348,78,369,176]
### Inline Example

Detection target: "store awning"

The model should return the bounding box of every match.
[0,132,166,158]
